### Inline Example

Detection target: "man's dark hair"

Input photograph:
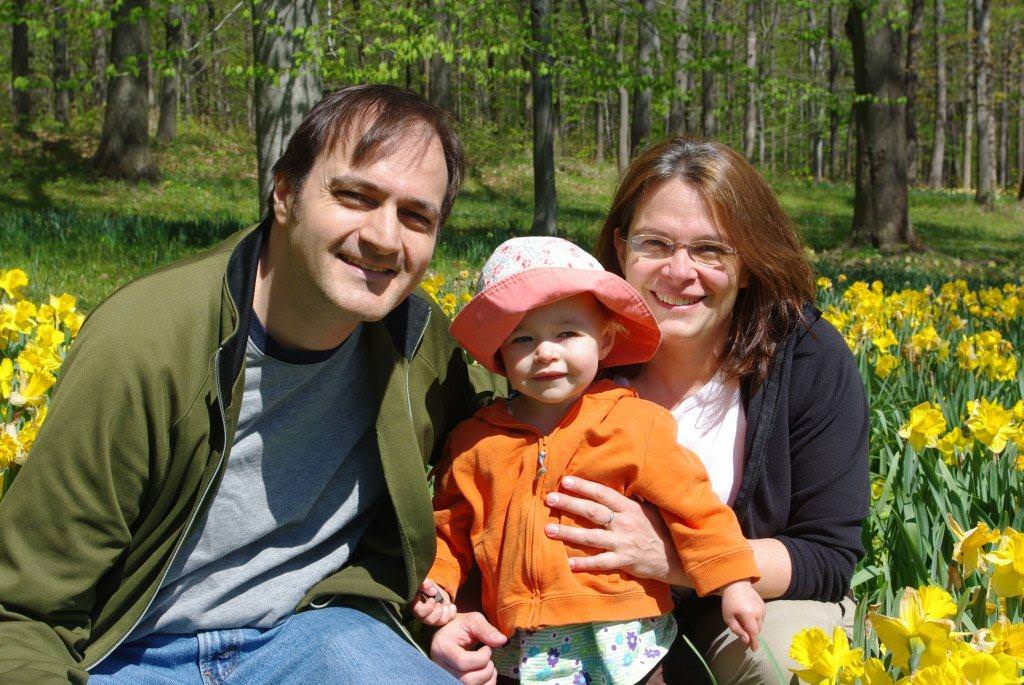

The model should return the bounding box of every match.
[270,84,465,224]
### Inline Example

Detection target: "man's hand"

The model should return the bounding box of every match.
[430,611,507,685]
[411,579,457,627]
[720,580,766,651]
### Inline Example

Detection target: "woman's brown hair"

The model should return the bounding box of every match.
[595,137,815,388]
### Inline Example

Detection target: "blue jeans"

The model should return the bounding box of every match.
[88,606,458,684]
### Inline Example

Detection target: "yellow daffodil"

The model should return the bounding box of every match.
[62,311,85,337]
[936,427,972,464]
[875,354,900,379]
[899,402,947,452]
[987,529,1024,598]
[869,585,956,671]
[871,328,899,353]
[958,652,1023,684]
[966,399,1018,454]
[789,626,863,684]
[0,427,19,470]
[0,358,12,399]
[15,341,63,375]
[9,370,56,407]
[976,618,1024,664]
[0,268,29,300]
[858,658,893,684]
[947,514,1000,577]
[816,276,833,290]
[49,293,76,318]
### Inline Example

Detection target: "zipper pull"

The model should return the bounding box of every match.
[536,449,547,478]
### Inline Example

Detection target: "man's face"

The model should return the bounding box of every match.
[273,128,448,328]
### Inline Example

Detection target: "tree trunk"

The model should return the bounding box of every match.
[428,0,452,112]
[52,1,70,127]
[997,36,1009,188]
[631,0,656,156]
[93,0,159,181]
[530,0,557,235]
[974,0,995,208]
[846,0,915,248]
[11,0,31,135]
[668,0,690,136]
[905,0,924,185]
[90,0,107,107]
[252,0,321,215]
[157,4,184,144]
[963,2,975,190]
[577,0,603,162]
[928,0,947,188]
[701,0,717,137]
[742,0,756,160]
[616,15,630,173]
[807,6,824,181]
[1017,27,1023,199]
[828,4,841,179]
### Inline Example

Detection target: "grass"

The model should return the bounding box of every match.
[2,122,1023,307]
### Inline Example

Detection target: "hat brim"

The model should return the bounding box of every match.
[450,267,661,374]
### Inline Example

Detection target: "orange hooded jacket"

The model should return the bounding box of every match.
[428,380,760,636]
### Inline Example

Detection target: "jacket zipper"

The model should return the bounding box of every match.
[88,351,235,670]
[525,434,549,628]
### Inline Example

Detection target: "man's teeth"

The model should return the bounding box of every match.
[342,255,391,273]
[655,293,702,306]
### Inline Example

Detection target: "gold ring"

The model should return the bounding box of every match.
[602,511,615,528]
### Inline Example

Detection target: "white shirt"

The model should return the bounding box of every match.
[617,372,746,505]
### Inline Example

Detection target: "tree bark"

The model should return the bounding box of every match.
[252,0,322,215]
[93,0,159,181]
[428,0,452,112]
[668,0,691,136]
[90,0,107,107]
[530,0,557,235]
[963,2,975,191]
[973,0,995,208]
[828,3,841,179]
[52,0,70,127]
[807,6,824,181]
[742,0,756,160]
[905,0,924,185]
[631,0,656,156]
[11,0,31,135]
[701,0,717,137]
[1017,26,1023,199]
[846,0,915,249]
[928,0,947,188]
[157,4,184,144]
[616,15,630,173]
[577,0,603,162]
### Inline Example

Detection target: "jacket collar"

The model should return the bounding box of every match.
[476,379,633,432]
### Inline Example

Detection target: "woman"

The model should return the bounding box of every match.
[431,138,868,685]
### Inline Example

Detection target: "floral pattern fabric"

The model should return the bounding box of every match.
[491,614,677,685]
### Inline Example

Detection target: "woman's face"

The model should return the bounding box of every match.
[616,179,747,352]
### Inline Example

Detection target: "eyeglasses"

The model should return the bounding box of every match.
[618,233,738,267]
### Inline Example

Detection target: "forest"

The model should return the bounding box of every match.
[4,0,1023,244]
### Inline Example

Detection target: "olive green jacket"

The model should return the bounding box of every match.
[0,221,493,683]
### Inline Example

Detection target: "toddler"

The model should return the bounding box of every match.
[413,237,763,684]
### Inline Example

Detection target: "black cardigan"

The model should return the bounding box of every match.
[733,306,870,602]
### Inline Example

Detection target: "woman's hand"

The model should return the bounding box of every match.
[430,611,507,685]
[542,476,688,585]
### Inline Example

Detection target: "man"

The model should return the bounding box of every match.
[0,84,496,684]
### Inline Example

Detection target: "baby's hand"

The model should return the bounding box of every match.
[720,580,765,651]
[411,578,457,627]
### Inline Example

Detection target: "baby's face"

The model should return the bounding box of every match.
[499,294,614,408]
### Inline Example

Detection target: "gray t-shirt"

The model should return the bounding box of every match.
[132,321,384,638]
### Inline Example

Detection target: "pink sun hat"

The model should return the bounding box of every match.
[450,236,661,375]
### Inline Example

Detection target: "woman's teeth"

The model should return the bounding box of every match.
[655,293,702,306]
